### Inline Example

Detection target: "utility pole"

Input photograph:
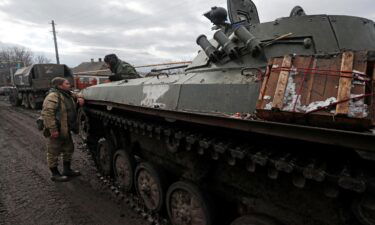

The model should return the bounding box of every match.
[51,20,60,64]
[9,67,14,85]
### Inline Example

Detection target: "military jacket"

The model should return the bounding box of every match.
[109,60,140,81]
[41,89,77,138]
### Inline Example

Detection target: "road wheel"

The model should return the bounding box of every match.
[352,194,375,225]
[230,215,280,225]
[96,138,114,176]
[113,149,135,192]
[78,108,89,141]
[135,162,166,212]
[9,89,21,106]
[28,93,37,109]
[166,181,213,225]
[22,93,30,109]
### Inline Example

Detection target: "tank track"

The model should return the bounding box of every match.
[85,107,375,224]
[80,134,170,225]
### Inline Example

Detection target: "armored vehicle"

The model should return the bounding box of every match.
[80,1,375,224]
[9,64,73,109]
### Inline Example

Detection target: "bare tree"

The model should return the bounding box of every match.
[0,46,52,86]
[0,46,34,68]
[0,47,52,69]
[0,47,35,86]
[34,54,51,64]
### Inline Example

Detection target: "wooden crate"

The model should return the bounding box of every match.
[256,51,374,130]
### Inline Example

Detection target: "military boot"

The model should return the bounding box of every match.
[50,167,69,182]
[62,161,81,177]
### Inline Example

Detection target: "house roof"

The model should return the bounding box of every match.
[72,61,111,76]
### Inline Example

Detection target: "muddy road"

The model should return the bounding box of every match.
[0,100,146,225]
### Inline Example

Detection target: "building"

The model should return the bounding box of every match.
[72,58,111,90]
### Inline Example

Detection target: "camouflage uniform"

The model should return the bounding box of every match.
[41,89,77,168]
[109,60,140,81]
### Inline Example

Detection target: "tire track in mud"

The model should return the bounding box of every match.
[0,101,146,225]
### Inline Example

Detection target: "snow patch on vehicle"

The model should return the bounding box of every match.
[282,69,304,112]
[304,97,337,112]
[263,95,271,100]
[348,94,368,118]
[264,102,273,110]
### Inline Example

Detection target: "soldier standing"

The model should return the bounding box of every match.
[41,77,84,182]
[104,54,140,81]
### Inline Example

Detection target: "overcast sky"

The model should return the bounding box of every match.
[0,0,373,68]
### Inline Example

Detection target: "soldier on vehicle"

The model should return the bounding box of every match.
[104,54,140,81]
[41,77,84,182]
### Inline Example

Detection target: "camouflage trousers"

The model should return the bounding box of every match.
[46,134,74,168]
